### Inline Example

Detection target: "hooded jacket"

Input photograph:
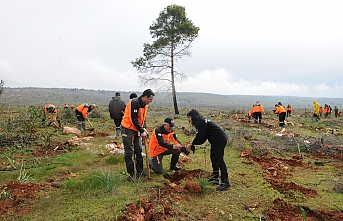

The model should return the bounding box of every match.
[108,96,126,119]
[192,119,228,145]
[313,100,320,115]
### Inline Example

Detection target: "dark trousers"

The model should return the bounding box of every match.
[286,111,291,117]
[253,112,262,123]
[210,140,228,181]
[113,119,122,128]
[122,127,143,177]
[151,149,180,174]
[279,112,286,127]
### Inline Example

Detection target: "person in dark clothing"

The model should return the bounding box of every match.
[129,93,138,99]
[334,106,339,118]
[149,118,185,174]
[185,109,231,191]
[108,92,126,138]
[121,89,154,180]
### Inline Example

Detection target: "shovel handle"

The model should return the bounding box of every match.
[86,117,93,128]
[143,137,151,179]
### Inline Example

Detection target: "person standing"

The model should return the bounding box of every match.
[108,92,126,139]
[275,102,287,127]
[251,101,265,124]
[286,104,292,117]
[75,103,96,131]
[149,118,186,174]
[313,100,320,122]
[121,89,155,180]
[42,104,61,127]
[186,109,231,191]
[334,106,339,118]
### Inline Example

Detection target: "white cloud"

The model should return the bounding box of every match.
[176,68,340,97]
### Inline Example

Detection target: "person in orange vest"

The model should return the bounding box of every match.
[319,106,323,117]
[121,89,154,180]
[63,103,69,109]
[323,104,329,118]
[338,110,342,117]
[251,101,265,124]
[286,104,292,117]
[42,104,61,127]
[75,103,96,130]
[149,118,188,174]
[247,110,254,122]
[275,102,287,127]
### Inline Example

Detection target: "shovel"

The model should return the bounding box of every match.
[86,118,95,131]
[142,137,151,179]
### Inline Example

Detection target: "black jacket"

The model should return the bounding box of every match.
[192,119,228,145]
[108,97,126,119]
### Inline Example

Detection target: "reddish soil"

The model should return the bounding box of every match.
[0,182,47,216]
[117,169,205,221]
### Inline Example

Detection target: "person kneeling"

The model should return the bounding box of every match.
[149,118,187,174]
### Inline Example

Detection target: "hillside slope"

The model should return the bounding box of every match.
[1,87,342,110]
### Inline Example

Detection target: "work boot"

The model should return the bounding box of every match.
[82,122,86,130]
[208,172,219,185]
[216,179,231,191]
[170,165,181,171]
[115,129,121,139]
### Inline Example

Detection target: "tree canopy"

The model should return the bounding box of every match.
[132,4,199,114]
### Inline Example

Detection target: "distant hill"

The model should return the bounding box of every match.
[1,87,343,111]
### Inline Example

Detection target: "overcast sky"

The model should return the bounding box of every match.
[1,0,342,98]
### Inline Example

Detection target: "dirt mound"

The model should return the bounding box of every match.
[117,169,206,220]
[0,181,46,216]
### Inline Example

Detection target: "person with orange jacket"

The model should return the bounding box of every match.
[42,104,61,127]
[75,103,96,130]
[251,101,265,124]
[275,102,287,127]
[149,118,186,174]
[121,89,154,180]
[286,104,292,117]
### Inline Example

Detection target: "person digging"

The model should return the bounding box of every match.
[75,103,96,131]
[42,104,61,128]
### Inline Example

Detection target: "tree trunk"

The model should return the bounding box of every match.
[171,48,179,115]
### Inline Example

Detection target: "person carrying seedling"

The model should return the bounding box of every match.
[108,92,126,139]
[185,109,231,191]
[121,89,154,181]
[42,104,61,127]
[149,118,189,174]
[75,103,96,131]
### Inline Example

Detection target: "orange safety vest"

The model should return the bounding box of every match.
[275,106,286,114]
[251,104,264,113]
[44,104,57,120]
[323,106,328,114]
[286,106,292,111]
[76,104,91,118]
[149,130,179,157]
[121,99,148,132]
